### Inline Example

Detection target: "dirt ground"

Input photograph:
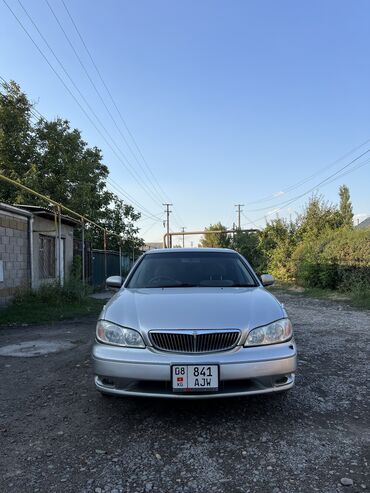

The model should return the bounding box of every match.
[0,292,369,493]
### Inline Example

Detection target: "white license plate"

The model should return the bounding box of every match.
[172,365,219,392]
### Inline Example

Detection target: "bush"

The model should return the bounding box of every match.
[293,228,370,292]
[14,277,91,306]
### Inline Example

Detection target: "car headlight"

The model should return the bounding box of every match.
[96,320,145,348]
[245,318,293,346]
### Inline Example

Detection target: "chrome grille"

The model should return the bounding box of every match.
[149,330,240,353]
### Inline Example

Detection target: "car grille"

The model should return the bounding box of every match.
[149,330,240,353]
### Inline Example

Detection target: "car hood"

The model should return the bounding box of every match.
[101,287,285,332]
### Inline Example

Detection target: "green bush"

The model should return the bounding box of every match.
[296,262,321,288]
[318,263,339,290]
[293,228,370,292]
[14,277,91,306]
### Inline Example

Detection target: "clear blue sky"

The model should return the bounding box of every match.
[1,0,370,244]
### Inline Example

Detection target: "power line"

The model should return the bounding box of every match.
[0,74,159,220]
[180,227,186,248]
[252,153,370,224]
[234,204,244,229]
[60,0,171,204]
[60,0,188,232]
[141,218,162,237]
[247,149,370,213]
[163,203,172,248]
[44,0,166,207]
[58,0,188,238]
[5,0,164,209]
[106,179,162,221]
[241,211,261,230]
[23,0,164,207]
[0,74,162,223]
[244,137,370,206]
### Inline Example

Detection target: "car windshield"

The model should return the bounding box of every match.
[126,251,257,288]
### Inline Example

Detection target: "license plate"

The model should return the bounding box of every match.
[172,365,219,392]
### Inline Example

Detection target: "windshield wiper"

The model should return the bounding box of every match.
[150,283,198,288]
[230,284,256,287]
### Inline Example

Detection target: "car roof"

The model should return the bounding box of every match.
[144,248,237,255]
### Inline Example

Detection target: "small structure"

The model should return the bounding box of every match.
[143,242,163,251]
[355,216,370,229]
[0,203,77,304]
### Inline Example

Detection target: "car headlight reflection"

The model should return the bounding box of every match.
[96,320,145,348]
[245,319,292,346]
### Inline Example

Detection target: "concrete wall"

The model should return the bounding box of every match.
[0,209,30,305]
[0,206,75,304]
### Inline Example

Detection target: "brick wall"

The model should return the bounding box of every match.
[0,211,30,305]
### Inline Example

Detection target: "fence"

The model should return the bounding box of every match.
[91,249,133,288]
[73,239,92,284]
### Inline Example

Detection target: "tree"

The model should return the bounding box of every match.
[259,218,297,280]
[296,194,342,241]
[231,231,266,274]
[199,222,230,248]
[0,80,144,251]
[0,80,36,202]
[32,118,112,220]
[91,196,144,255]
[339,184,353,228]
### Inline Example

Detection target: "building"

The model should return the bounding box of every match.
[143,242,163,251]
[0,203,77,305]
[355,216,370,229]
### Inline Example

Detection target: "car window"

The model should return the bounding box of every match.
[126,252,257,288]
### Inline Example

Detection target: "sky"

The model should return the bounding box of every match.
[1,0,370,245]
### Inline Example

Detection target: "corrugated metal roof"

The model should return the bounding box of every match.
[355,217,370,229]
[10,204,78,226]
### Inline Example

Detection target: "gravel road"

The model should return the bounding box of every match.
[0,293,369,493]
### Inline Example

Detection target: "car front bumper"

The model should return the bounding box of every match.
[92,340,297,399]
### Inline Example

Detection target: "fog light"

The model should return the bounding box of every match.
[274,376,288,386]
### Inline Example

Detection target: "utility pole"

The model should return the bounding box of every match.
[235,204,244,229]
[163,203,173,248]
[181,227,186,248]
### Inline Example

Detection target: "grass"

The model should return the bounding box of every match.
[0,298,105,326]
[270,281,370,310]
[0,280,106,326]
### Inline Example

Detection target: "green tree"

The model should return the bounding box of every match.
[199,222,230,248]
[0,80,36,202]
[32,118,112,219]
[296,194,342,241]
[91,196,144,255]
[0,80,144,251]
[339,184,353,228]
[259,218,297,280]
[231,231,266,274]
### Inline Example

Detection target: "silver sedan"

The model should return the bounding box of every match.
[92,248,297,399]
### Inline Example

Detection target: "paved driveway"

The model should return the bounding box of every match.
[0,293,369,493]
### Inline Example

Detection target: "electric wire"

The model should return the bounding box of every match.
[14,0,164,209]
[0,73,162,223]
[252,155,370,224]
[59,0,186,227]
[44,0,166,207]
[244,138,370,206]
[60,0,171,204]
[246,149,370,213]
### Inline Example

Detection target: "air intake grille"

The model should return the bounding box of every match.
[149,330,240,353]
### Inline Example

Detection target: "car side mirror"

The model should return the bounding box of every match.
[261,274,275,287]
[106,275,124,289]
